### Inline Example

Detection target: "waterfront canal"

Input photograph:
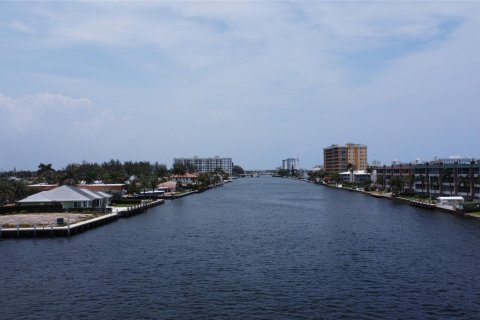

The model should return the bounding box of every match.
[2,177,480,319]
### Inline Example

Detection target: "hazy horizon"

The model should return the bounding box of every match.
[1,2,479,171]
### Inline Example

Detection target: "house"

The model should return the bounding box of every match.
[18,185,112,210]
[28,183,59,191]
[170,173,198,185]
[157,181,177,193]
[77,183,126,192]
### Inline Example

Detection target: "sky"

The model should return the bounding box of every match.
[1,1,479,171]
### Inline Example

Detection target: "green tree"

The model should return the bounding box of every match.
[332,172,342,184]
[172,163,187,177]
[37,163,55,183]
[232,165,245,176]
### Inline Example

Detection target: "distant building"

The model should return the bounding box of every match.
[282,158,299,171]
[324,143,368,174]
[173,156,233,174]
[371,159,382,167]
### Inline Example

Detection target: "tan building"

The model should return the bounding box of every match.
[324,143,368,174]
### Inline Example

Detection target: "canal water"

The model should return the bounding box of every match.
[2,177,480,319]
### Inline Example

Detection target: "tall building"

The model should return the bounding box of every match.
[282,158,299,171]
[173,156,233,174]
[323,143,368,174]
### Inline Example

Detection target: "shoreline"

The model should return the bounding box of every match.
[0,180,232,239]
[316,180,480,219]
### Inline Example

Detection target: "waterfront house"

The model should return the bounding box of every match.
[18,185,112,210]
[170,173,198,185]
[77,183,126,193]
[157,181,177,193]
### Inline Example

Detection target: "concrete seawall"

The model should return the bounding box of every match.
[0,199,164,239]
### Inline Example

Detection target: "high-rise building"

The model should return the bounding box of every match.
[173,156,233,174]
[282,158,299,171]
[323,143,368,174]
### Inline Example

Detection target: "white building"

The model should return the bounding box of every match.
[18,185,112,210]
[173,156,233,174]
[282,158,299,171]
[339,170,371,183]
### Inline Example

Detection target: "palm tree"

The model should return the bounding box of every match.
[0,180,14,204]
[37,163,54,183]
[430,176,439,198]
[417,174,426,196]
[458,176,470,198]
[442,170,453,196]
[172,163,187,177]
[149,176,159,199]
[377,176,384,190]
[346,163,356,183]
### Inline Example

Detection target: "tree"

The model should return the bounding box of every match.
[232,165,245,176]
[346,163,356,183]
[458,176,469,197]
[417,174,426,196]
[390,177,403,195]
[442,170,453,196]
[377,176,384,190]
[197,173,211,187]
[332,173,342,184]
[185,163,197,174]
[37,163,55,183]
[153,162,168,178]
[172,163,187,177]
[149,176,159,198]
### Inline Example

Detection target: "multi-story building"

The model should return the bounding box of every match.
[282,158,299,171]
[374,158,480,200]
[374,163,415,193]
[173,156,233,174]
[413,158,480,200]
[323,143,368,174]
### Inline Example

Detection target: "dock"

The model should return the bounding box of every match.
[0,199,164,239]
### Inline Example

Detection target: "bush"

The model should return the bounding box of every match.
[460,202,480,213]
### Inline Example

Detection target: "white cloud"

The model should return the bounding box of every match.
[1,2,480,168]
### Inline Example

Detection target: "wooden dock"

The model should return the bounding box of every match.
[0,199,164,239]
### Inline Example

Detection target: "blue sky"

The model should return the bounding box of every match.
[1,1,479,170]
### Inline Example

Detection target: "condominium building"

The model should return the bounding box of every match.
[323,143,368,174]
[282,158,299,171]
[413,158,480,200]
[173,156,233,174]
[374,164,415,192]
[373,158,480,200]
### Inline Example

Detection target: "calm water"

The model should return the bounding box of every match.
[2,177,480,319]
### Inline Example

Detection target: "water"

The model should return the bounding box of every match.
[2,177,480,319]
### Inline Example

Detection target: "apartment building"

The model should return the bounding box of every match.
[282,158,299,171]
[413,158,480,200]
[173,156,233,174]
[374,163,415,192]
[374,158,480,200]
[323,143,368,174]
